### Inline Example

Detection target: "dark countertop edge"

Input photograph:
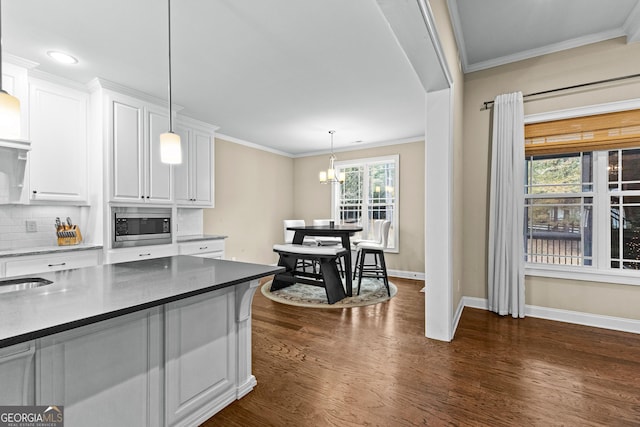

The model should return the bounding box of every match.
[0,245,103,258]
[0,266,283,349]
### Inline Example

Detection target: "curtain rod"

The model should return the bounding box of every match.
[482,73,640,110]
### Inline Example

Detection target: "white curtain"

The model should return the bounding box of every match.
[488,92,525,318]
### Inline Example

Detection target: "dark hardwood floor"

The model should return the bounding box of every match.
[202,277,640,426]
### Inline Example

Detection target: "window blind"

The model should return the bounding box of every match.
[524,109,640,156]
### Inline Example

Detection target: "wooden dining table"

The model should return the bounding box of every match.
[286,224,363,297]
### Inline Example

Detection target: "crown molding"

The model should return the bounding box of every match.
[29,69,90,92]
[175,115,220,132]
[294,135,425,158]
[3,52,39,69]
[215,133,294,158]
[215,133,424,159]
[465,28,625,73]
[87,77,184,111]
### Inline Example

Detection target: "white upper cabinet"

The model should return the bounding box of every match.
[174,117,216,207]
[111,94,144,201]
[108,91,172,204]
[28,77,89,203]
[146,105,172,203]
[1,61,30,140]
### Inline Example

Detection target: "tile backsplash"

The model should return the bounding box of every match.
[0,205,82,250]
[176,208,203,236]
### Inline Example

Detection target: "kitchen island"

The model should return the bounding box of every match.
[0,256,282,427]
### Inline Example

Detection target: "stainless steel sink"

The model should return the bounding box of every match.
[0,277,53,294]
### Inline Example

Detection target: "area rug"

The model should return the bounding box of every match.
[261,278,397,308]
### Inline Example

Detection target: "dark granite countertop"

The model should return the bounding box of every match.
[0,244,103,258]
[0,256,282,348]
[177,234,227,243]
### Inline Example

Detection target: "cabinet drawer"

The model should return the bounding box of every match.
[107,245,177,264]
[178,240,225,256]
[4,251,100,278]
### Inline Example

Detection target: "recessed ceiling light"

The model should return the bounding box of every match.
[47,51,78,64]
[352,140,363,144]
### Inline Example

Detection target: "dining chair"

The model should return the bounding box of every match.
[352,220,391,296]
[283,219,316,272]
[311,219,345,276]
[350,219,384,248]
[283,219,316,245]
[311,219,342,246]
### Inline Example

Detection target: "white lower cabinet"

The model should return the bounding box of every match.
[178,239,225,260]
[165,288,236,426]
[25,281,260,427]
[36,308,162,427]
[0,341,35,405]
[4,250,101,278]
[105,244,177,264]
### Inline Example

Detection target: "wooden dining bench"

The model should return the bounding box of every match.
[271,244,348,304]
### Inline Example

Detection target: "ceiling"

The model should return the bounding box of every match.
[4,0,428,156]
[448,0,640,73]
[8,1,637,156]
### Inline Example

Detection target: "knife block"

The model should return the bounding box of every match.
[57,225,83,246]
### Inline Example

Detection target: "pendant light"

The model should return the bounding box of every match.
[319,130,345,184]
[160,0,182,164]
[0,0,21,140]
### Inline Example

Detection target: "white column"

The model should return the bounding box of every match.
[425,88,454,341]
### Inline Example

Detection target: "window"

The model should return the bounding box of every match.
[525,152,593,266]
[609,148,640,269]
[524,107,640,280]
[332,155,399,251]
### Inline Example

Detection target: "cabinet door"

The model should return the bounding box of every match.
[111,96,144,202]
[174,123,214,208]
[173,124,191,204]
[37,309,162,427]
[192,130,214,207]
[0,341,35,405]
[146,106,173,203]
[165,289,236,426]
[29,79,88,203]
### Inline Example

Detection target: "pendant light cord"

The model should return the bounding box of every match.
[167,0,173,133]
[329,130,335,155]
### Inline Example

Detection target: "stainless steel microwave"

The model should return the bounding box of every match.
[113,207,172,248]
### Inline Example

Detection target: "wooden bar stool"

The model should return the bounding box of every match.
[353,220,391,296]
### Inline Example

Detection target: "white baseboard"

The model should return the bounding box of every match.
[455,296,640,335]
[525,305,640,334]
[463,296,489,310]
[388,269,425,280]
[452,297,465,338]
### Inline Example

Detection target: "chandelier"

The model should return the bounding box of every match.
[319,130,345,184]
